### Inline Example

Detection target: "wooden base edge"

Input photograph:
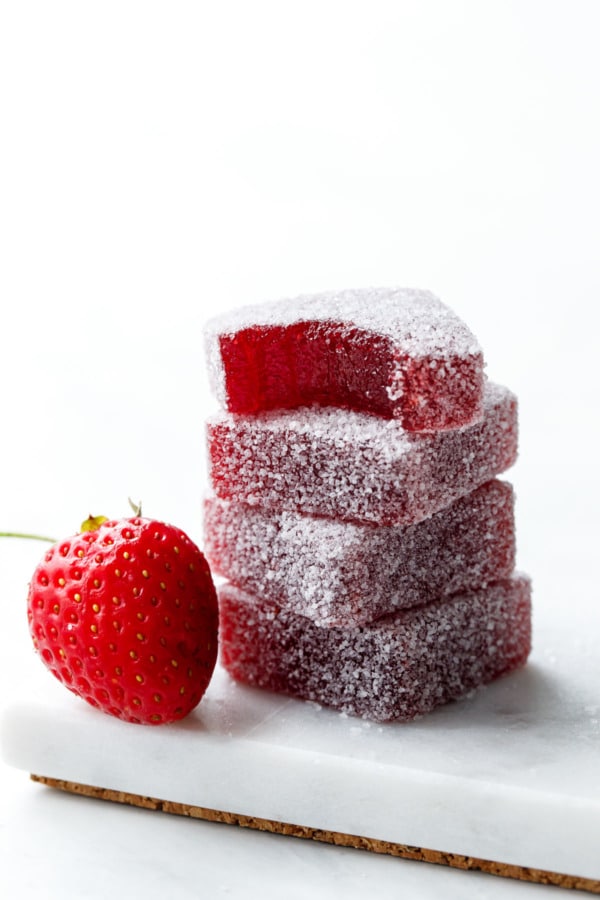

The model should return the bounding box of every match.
[31,774,599,894]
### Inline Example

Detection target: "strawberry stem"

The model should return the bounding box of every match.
[0,531,57,543]
[128,498,142,516]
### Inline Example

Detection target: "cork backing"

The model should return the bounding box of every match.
[31,774,599,894]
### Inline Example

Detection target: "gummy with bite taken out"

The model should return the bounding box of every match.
[204,288,484,431]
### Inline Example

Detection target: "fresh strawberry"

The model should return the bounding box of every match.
[26,514,218,725]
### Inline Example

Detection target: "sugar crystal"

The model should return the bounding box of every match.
[204,480,515,627]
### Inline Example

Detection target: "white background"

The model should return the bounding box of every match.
[0,1,599,897]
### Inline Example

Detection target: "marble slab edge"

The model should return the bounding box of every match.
[29,775,600,894]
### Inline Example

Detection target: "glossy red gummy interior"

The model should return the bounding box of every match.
[219,322,483,431]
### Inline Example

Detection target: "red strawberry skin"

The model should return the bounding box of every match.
[27,516,219,725]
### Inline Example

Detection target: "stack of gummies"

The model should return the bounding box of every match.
[203,288,531,722]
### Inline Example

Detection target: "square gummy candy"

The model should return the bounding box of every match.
[207,381,517,527]
[204,288,484,431]
[204,480,516,627]
[218,574,532,722]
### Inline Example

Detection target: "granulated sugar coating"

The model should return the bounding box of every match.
[219,574,532,722]
[207,381,517,527]
[204,480,515,627]
[204,288,484,430]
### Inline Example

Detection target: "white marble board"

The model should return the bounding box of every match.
[2,591,599,887]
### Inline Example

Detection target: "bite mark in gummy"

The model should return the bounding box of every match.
[204,288,484,431]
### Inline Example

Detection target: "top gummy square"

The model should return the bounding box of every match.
[204,288,484,431]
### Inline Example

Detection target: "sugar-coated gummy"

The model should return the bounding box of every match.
[219,574,532,723]
[204,288,484,431]
[204,480,515,627]
[207,381,517,527]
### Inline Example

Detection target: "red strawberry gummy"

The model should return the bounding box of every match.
[204,288,484,431]
[27,516,218,725]
[204,480,515,628]
[219,574,532,722]
[207,381,517,528]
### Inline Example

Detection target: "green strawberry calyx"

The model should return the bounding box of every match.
[80,515,109,533]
